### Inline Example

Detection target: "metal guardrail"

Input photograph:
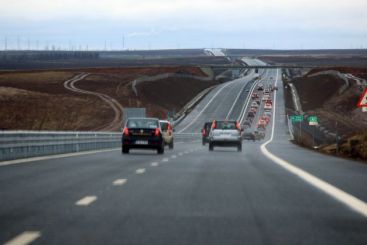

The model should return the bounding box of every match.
[0,131,200,162]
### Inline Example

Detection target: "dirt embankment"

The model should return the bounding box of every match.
[0,67,216,131]
[286,68,367,161]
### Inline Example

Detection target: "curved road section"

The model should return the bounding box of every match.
[63,73,124,131]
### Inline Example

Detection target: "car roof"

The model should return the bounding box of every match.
[159,120,170,123]
[128,117,159,120]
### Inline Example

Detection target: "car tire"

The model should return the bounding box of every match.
[169,140,174,149]
[237,144,242,152]
[209,143,214,151]
[122,146,129,154]
[157,145,164,154]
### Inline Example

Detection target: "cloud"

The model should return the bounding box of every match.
[0,0,366,49]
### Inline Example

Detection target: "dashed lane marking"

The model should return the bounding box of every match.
[75,196,97,206]
[171,155,177,159]
[162,158,169,162]
[3,231,41,245]
[178,153,183,156]
[136,168,146,174]
[151,162,159,167]
[113,179,127,186]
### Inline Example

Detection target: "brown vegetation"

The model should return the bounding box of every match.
[0,67,215,131]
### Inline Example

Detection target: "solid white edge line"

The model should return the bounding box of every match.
[3,231,41,245]
[260,69,367,218]
[75,196,97,206]
[0,148,120,167]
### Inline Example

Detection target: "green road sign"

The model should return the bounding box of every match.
[308,116,318,123]
[290,115,304,122]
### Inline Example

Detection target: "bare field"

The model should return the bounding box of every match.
[0,67,215,131]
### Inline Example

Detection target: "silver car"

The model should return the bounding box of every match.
[208,120,242,152]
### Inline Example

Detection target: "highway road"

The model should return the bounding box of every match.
[1,60,367,245]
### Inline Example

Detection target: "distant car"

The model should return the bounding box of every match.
[260,116,270,124]
[251,93,259,99]
[264,102,272,111]
[243,132,256,141]
[209,120,242,152]
[122,118,164,154]
[243,120,252,128]
[201,122,212,145]
[247,111,255,118]
[262,95,271,101]
[272,86,278,91]
[257,86,264,91]
[255,100,261,105]
[255,129,266,139]
[159,120,174,149]
[251,101,259,108]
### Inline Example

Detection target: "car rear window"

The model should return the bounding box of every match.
[204,123,212,130]
[213,121,237,130]
[127,119,158,129]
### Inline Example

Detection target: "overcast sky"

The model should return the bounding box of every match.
[0,0,366,50]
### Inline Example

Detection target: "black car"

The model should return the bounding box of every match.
[201,122,212,145]
[122,118,164,154]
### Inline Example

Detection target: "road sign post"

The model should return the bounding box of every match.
[290,115,304,143]
[308,116,319,147]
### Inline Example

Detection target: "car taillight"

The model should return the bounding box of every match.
[202,129,206,136]
[155,128,161,137]
[212,121,216,129]
[123,127,129,136]
[236,122,241,130]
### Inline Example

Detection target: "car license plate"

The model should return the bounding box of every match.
[135,140,148,145]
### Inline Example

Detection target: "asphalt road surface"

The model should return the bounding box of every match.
[1,61,367,245]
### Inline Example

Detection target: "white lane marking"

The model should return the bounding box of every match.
[261,69,367,218]
[113,179,127,186]
[178,153,183,156]
[75,196,97,206]
[0,148,119,167]
[3,231,41,245]
[225,76,254,119]
[162,158,169,162]
[184,151,189,154]
[151,162,159,167]
[171,155,177,159]
[136,168,146,174]
[178,81,235,133]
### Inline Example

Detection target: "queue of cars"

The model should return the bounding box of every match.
[122,82,274,154]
